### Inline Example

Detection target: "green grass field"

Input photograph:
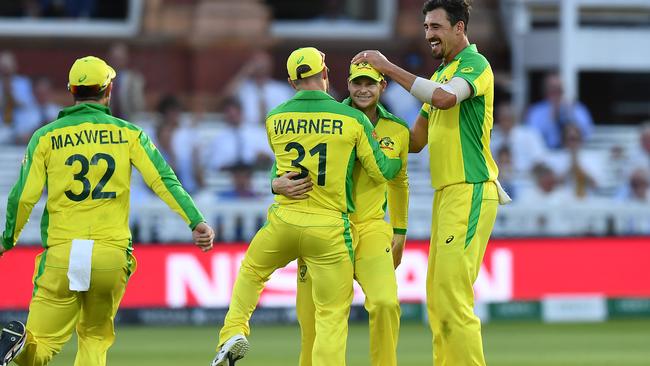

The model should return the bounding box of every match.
[46,320,650,366]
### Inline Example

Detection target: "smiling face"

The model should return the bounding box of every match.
[423,8,463,61]
[348,76,385,110]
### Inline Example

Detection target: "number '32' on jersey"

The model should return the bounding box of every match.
[2,103,204,251]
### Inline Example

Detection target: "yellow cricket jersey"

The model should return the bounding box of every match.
[2,103,204,251]
[342,98,409,234]
[268,90,402,215]
[420,44,499,190]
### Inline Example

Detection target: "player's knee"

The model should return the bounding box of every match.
[239,261,271,281]
[367,295,399,314]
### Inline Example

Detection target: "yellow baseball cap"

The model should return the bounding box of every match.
[286,47,325,81]
[349,61,383,82]
[68,56,116,89]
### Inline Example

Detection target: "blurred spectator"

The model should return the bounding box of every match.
[491,100,546,175]
[222,50,293,126]
[627,122,650,175]
[217,162,262,242]
[495,145,517,200]
[602,144,631,193]
[382,51,427,126]
[154,95,204,194]
[108,42,145,120]
[33,76,61,128]
[0,51,40,145]
[520,163,575,205]
[616,168,650,203]
[545,124,602,199]
[518,163,576,235]
[205,96,273,172]
[525,72,594,149]
[219,162,258,200]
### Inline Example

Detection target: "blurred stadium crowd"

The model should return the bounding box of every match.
[0,0,649,242]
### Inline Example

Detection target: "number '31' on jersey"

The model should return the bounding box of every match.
[267,90,402,214]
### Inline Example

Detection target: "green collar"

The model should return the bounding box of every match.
[437,43,478,71]
[58,103,111,118]
[292,90,336,101]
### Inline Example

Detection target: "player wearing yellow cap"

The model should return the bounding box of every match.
[210,47,402,366]
[0,56,215,366]
[273,61,409,366]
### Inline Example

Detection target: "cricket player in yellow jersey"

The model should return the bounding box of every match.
[0,56,214,366]
[273,62,409,366]
[211,47,402,366]
[353,1,511,365]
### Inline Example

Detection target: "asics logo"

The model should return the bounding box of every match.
[78,75,87,82]
[297,56,304,64]
[445,235,455,244]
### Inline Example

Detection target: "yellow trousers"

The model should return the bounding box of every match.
[218,205,354,366]
[427,182,498,366]
[297,219,400,366]
[15,242,135,366]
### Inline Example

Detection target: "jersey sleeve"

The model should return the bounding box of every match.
[2,134,47,250]
[419,102,430,119]
[354,114,402,183]
[387,128,409,234]
[130,130,205,230]
[452,54,491,97]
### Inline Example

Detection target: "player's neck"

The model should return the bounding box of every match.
[360,105,379,125]
[444,37,470,64]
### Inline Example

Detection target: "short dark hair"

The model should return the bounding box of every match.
[157,94,183,115]
[71,85,109,102]
[293,69,326,87]
[220,96,242,112]
[422,0,471,33]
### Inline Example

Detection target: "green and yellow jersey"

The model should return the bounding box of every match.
[420,44,499,190]
[342,98,409,234]
[268,90,402,214]
[2,103,204,251]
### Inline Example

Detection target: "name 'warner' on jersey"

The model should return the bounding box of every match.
[268,90,402,214]
[2,103,204,250]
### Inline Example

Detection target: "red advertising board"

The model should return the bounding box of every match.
[1,237,649,309]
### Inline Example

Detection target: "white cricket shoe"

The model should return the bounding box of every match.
[210,334,249,366]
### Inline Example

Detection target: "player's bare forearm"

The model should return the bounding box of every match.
[272,172,313,199]
[409,115,428,153]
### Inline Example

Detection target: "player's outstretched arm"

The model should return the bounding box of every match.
[2,134,47,253]
[192,222,215,252]
[410,114,429,153]
[272,172,313,200]
[353,50,465,110]
[130,130,205,230]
